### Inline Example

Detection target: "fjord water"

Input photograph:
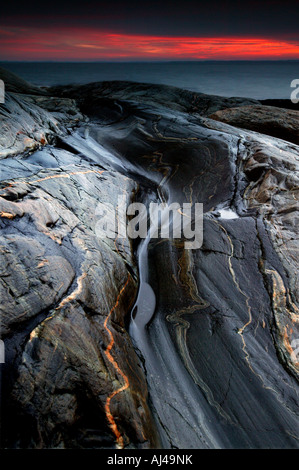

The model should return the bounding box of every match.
[1,60,298,99]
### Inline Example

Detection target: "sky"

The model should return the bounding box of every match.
[1,0,299,61]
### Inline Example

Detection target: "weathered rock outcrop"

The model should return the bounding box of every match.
[49,80,260,116]
[209,105,299,145]
[0,94,83,159]
[0,66,47,96]
[0,71,298,449]
[0,72,159,449]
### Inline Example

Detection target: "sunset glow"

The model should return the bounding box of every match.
[0,26,299,60]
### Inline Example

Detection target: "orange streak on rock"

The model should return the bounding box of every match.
[37,259,49,268]
[0,170,105,193]
[283,326,298,366]
[0,211,15,219]
[56,272,87,310]
[104,274,131,449]
[30,169,104,184]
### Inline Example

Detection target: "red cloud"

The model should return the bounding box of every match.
[0,26,299,60]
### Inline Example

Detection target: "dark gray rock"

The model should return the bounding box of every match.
[49,80,260,115]
[0,92,83,159]
[209,104,299,144]
[0,73,298,449]
[0,66,47,96]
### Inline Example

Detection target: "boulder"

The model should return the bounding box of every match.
[209,104,299,145]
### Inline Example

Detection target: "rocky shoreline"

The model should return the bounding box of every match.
[0,67,298,449]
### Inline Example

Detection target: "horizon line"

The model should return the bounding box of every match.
[1,59,299,63]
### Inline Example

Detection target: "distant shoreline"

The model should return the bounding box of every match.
[1,61,298,101]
